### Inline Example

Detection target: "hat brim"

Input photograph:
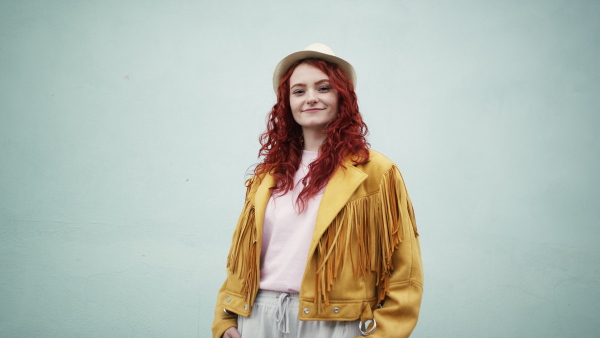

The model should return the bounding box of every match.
[272,50,356,92]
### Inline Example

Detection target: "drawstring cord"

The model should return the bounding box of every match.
[275,292,291,333]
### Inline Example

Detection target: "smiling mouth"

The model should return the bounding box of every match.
[303,108,324,113]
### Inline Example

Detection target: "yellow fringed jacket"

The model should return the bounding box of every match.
[212,150,423,338]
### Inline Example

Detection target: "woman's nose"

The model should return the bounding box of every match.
[306,91,319,104]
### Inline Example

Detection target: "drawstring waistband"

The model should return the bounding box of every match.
[253,290,299,334]
[240,290,363,336]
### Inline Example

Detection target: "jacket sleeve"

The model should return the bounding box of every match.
[361,167,424,338]
[211,280,237,338]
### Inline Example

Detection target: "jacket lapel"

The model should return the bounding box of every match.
[309,161,368,253]
[252,162,368,255]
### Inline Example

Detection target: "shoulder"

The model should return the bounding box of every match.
[243,172,273,200]
[347,149,403,192]
[344,149,411,201]
[367,149,395,167]
[356,149,396,176]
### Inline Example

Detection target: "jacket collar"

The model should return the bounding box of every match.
[252,156,368,254]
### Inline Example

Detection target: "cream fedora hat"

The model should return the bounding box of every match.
[272,43,357,92]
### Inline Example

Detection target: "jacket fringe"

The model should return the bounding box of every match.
[315,165,418,312]
[226,189,259,307]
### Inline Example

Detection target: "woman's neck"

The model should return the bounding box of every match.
[302,128,326,152]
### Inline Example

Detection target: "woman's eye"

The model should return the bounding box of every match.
[292,89,305,95]
[319,86,331,92]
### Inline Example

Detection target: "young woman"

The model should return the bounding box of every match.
[212,43,423,338]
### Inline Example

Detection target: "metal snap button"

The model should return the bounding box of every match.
[226,297,231,303]
[303,308,310,314]
[333,307,339,314]
[244,304,248,311]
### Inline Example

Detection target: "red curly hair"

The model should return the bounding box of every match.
[254,58,370,211]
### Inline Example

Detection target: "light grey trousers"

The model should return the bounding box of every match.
[238,290,363,338]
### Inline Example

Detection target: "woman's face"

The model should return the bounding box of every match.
[289,63,339,133]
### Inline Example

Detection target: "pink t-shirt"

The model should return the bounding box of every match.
[259,150,325,293]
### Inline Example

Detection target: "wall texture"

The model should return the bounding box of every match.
[1,0,598,337]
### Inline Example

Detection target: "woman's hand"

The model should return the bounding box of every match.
[222,327,241,338]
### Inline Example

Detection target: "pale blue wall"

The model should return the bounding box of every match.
[1,1,599,337]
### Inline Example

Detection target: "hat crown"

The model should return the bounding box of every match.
[272,43,356,91]
[304,43,336,56]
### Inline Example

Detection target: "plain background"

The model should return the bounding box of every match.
[1,0,599,337]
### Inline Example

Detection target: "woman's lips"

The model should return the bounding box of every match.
[303,108,324,113]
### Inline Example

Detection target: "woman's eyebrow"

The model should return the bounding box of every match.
[291,79,330,88]
[290,78,331,90]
